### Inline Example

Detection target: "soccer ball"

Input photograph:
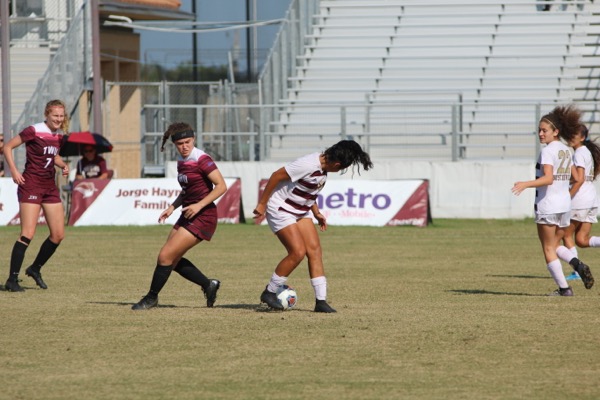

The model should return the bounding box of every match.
[276,285,298,310]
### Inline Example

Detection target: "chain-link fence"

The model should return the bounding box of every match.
[8,0,81,48]
[5,0,86,171]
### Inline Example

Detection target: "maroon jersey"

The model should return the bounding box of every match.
[20,122,65,186]
[177,147,218,209]
[77,155,107,178]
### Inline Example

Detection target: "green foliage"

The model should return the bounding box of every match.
[1,220,599,399]
[141,62,233,82]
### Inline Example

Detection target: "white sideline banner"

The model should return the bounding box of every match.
[212,161,542,220]
[255,179,430,227]
[67,178,241,226]
[0,178,20,225]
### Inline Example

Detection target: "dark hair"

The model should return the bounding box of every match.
[540,104,582,143]
[322,140,373,174]
[579,124,600,179]
[160,122,194,152]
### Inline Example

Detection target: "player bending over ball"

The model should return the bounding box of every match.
[253,140,373,312]
[131,122,227,310]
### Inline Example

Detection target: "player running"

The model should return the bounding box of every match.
[512,105,593,296]
[131,122,227,310]
[558,124,600,284]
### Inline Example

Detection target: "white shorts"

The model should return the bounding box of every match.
[571,208,598,224]
[266,205,312,233]
[535,211,571,228]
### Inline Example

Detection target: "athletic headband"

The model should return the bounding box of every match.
[541,117,558,130]
[171,129,195,142]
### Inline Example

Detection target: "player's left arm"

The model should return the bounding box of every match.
[54,155,69,177]
[311,204,327,231]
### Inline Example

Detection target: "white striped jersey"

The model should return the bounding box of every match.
[268,152,327,217]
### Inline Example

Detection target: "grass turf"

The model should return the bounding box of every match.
[1,220,599,399]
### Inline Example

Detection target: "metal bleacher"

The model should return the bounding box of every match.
[266,0,600,162]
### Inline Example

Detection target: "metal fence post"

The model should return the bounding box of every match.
[197,105,203,149]
[535,103,541,158]
[364,100,371,153]
[340,106,347,140]
[249,117,256,162]
[451,103,458,161]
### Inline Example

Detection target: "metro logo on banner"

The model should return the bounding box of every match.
[256,179,430,227]
[68,178,242,226]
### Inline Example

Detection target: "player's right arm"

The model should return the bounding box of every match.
[253,167,290,217]
[3,135,25,185]
[569,165,585,198]
[159,193,184,223]
[512,164,554,196]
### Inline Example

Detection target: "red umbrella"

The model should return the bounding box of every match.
[59,132,113,157]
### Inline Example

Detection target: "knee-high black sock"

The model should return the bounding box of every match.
[148,264,173,298]
[30,238,60,272]
[9,241,28,281]
[174,257,210,290]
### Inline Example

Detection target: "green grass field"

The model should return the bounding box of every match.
[1,220,599,400]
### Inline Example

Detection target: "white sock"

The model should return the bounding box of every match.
[569,247,578,258]
[589,236,600,247]
[267,273,287,293]
[547,259,570,289]
[556,245,576,263]
[311,276,327,300]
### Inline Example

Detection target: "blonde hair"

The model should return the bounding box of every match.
[45,99,70,133]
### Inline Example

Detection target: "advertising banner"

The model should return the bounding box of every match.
[0,178,21,225]
[255,179,430,227]
[68,177,242,226]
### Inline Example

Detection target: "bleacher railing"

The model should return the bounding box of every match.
[140,100,600,165]
[258,0,321,161]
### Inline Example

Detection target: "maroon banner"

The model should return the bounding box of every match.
[68,178,111,226]
[386,180,431,227]
[216,178,242,223]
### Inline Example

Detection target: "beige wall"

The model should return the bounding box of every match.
[105,85,142,178]
[99,28,142,178]
[100,29,140,81]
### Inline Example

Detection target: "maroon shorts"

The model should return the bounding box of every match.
[17,182,61,204]
[174,206,218,241]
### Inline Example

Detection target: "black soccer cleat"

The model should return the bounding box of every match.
[574,261,594,290]
[131,295,158,310]
[26,267,48,290]
[314,299,337,313]
[4,279,25,292]
[203,279,221,308]
[260,286,284,310]
[547,286,574,297]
